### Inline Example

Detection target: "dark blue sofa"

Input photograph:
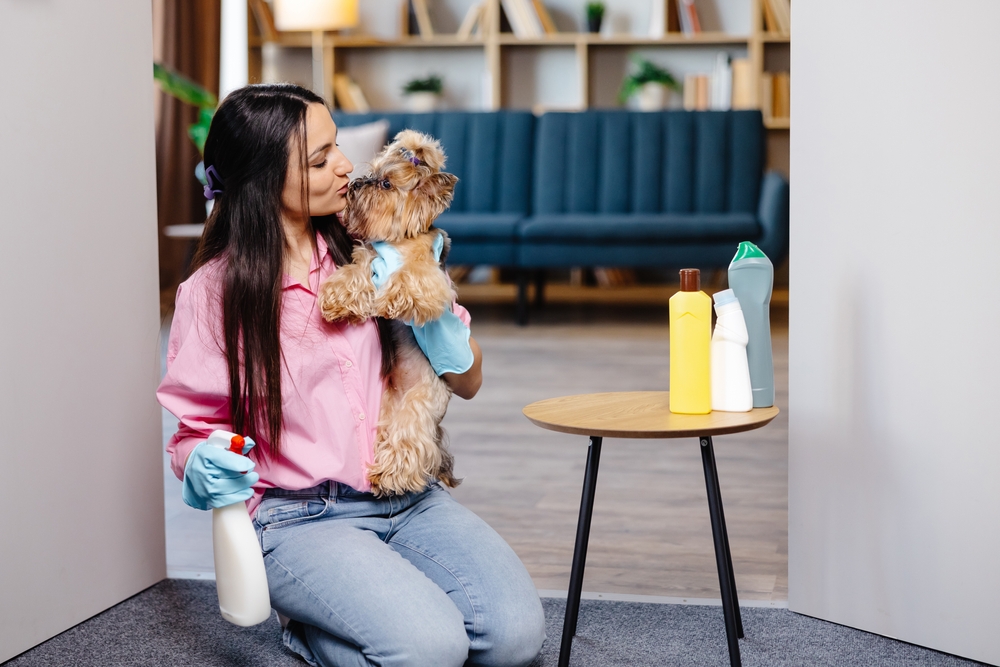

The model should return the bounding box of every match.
[333,109,788,324]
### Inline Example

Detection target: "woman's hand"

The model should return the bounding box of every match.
[442,336,482,399]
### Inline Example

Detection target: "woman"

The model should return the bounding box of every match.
[158,84,546,667]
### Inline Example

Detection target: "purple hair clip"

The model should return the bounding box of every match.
[401,148,423,166]
[203,165,224,200]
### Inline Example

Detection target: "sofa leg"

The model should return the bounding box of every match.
[534,270,546,307]
[517,271,530,326]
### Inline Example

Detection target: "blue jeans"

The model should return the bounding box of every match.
[253,481,546,667]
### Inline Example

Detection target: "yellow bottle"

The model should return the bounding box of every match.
[669,268,712,414]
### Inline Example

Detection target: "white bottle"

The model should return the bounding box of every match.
[205,430,271,626]
[711,290,753,412]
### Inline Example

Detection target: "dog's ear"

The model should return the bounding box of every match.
[393,130,447,172]
[417,172,458,218]
[400,172,459,236]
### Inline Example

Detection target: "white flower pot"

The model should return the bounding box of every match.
[636,82,669,111]
[405,91,439,112]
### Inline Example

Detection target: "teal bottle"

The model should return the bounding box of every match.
[727,242,774,408]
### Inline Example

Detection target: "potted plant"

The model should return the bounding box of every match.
[402,75,443,112]
[586,2,605,33]
[153,63,218,213]
[617,57,681,111]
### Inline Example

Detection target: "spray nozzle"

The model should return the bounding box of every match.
[228,435,245,455]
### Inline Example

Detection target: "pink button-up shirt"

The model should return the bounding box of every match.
[157,234,470,516]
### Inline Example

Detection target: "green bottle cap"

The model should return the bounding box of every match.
[732,241,767,261]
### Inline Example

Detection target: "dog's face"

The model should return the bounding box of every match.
[343,130,458,243]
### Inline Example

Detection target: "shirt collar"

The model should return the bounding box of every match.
[281,232,334,293]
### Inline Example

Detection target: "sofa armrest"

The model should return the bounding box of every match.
[756,171,790,264]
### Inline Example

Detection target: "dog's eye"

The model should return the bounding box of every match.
[380,179,392,190]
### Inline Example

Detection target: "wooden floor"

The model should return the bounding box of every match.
[163,295,789,602]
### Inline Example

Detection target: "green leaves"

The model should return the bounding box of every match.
[153,62,217,155]
[402,75,443,95]
[153,63,217,109]
[617,56,681,105]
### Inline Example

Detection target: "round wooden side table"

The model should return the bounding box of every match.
[523,391,779,667]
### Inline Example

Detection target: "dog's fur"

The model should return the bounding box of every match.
[318,130,461,496]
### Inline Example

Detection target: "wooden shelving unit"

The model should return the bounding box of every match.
[247,0,790,174]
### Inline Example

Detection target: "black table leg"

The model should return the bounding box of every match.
[713,452,744,639]
[700,436,743,667]
[558,435,603,667]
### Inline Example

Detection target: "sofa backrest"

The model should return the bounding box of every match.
[332,111,535,216]
[533,110,765,216]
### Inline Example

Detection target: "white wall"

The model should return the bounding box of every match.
[789,2,1000,664]
[0,2,165,661]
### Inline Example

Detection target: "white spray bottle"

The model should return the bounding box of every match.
[710,289,753,412]
[205,430,271,626]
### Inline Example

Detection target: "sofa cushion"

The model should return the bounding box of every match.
[519,213,761,243]
[435,213,522,241]
[533,110,764,216]
[336,119,389,180]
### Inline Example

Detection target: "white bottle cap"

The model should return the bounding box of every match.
[713,289,738,306]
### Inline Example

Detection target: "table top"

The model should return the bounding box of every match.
[523,391,779,439]
[163,223,206,239]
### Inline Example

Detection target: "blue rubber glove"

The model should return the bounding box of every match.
[411,308,474,376]
[182,431,260,511]
[370,234,473,376]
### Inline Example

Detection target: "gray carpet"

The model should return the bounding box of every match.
[3,580,985,666]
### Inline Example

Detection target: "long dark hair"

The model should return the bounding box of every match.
[192,83,393,457]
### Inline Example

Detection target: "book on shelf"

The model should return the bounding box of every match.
[500,0,543,38]
[682,54,741,112]
[730,58,754,109]
[710,53,732,110]
[456,2,484,40]
[695,75,709,110]
[683,74,711,111]
[249,0,278,41]
[765,0,791,34]
[678,0,701,35]
[476,1,494,37]
[650,0,682,38]
[411,0,435,39]
[532,0,558,34]
[772,72,790,118]
[758,73,773,119]
[649,0,665,38]
[761,0,779,33]
[667,0,681,33]
[520,0,545,36]
[400,0,414,37]
[333,74,370,113]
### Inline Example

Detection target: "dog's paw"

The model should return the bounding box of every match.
[375,275,450,326]
[318,268,375,323]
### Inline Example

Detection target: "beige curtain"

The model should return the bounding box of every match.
[154,0,222,311]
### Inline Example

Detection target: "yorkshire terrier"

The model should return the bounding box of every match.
[319,129,461,496]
